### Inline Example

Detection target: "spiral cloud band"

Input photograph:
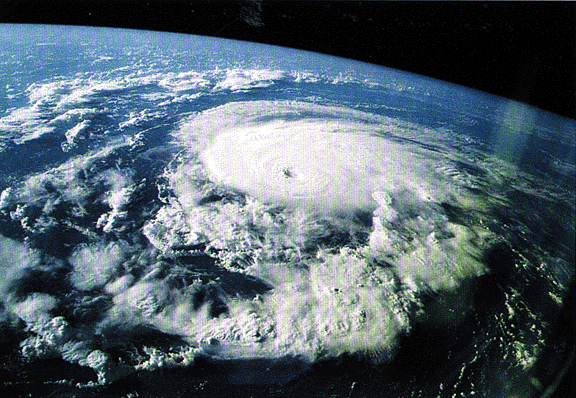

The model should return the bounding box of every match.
[142,101,491,361]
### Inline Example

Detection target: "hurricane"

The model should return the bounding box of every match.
[0,25,573,397]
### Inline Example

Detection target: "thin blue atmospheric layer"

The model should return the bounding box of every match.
[0,24,574,397]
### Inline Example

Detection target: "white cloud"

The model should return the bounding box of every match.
[69,242,125,291]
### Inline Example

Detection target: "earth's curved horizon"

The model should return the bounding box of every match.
[0,24,574,397]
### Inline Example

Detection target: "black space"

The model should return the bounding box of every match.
[1,1,575,120]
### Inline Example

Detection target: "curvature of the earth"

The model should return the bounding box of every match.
[0,24,574,397]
